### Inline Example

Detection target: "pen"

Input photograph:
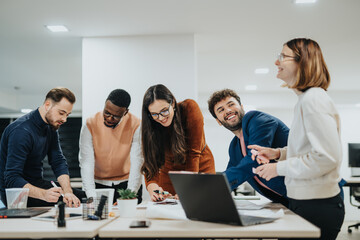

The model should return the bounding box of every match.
[153,190,169,195]
[51,181,64,197]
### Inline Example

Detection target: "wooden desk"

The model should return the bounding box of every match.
[0,208,115,239]
[99,208,320,239]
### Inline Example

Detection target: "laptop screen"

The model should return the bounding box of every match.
[169,172,242,225]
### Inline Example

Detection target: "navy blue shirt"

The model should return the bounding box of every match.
[0,109,69,201]
[225,111,289,197]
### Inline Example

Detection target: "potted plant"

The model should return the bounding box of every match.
[116,189,138,217]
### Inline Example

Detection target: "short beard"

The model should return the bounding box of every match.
[45,116,60,130]
[221,119,242,131]
[219,110,244,132]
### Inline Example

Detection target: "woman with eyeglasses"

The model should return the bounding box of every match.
[249,38,345,240]
[141,84,215,201]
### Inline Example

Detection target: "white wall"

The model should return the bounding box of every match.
[82,34,197,200]
[0,90,19,113]
[82,34,196,123]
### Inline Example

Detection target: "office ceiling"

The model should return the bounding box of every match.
[0,0,360,113]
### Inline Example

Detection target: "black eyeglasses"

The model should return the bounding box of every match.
[277,53,298,62]
[150,102,171,120]
[103,110,126,121]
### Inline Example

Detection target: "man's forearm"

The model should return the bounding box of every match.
[24,183,46,201]
[57,174,73,194]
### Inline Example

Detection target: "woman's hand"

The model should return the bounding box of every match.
[147,183,172,202]
[248,145,280,164]
[253,163,278,181]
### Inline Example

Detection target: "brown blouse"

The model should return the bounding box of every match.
[145,99,215,194]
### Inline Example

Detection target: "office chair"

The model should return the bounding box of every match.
[348,186,360,233]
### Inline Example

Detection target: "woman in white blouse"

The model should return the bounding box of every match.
[249,38,345,240]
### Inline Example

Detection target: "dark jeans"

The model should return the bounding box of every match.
[27,179,86,207]
[253,178,289,207]
[287,193,345,240]
[95,181,143,204]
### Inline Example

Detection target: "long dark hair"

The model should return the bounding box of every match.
[141,84,187,181]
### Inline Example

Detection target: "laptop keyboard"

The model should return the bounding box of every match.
[0,208,50,218]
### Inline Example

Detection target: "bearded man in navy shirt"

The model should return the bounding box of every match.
[208,89,289,206]
[0,87,85,207]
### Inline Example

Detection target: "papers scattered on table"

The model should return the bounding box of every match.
[239,209,284,219]
[145,200,187,220]
[32,213,82,221]
[137,199,177,209]
[233,196,260,200]
[234,200,266,210]
[154,198,178,205]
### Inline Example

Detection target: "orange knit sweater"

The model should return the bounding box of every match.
[87,112,140,181]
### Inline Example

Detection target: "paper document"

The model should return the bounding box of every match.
[32,213,82,221]
[137,198,177,209]
[233,196,260,200]
[234,199,266,210]
[239,208,284,219]
[145,201,187,220]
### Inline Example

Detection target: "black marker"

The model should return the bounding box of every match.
[57,201,66,227]
[94,195,108,218]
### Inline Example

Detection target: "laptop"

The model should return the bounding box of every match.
[169,172,277,226]
[0,199,50,218]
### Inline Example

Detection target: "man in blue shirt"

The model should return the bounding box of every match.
[208,89,289,206]
[0,87,85,207]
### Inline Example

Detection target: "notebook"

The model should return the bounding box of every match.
[0,199,50,218]
[169,172,277,226]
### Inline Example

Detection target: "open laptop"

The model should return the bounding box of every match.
[0,199,50,218]
[169,172,277,226]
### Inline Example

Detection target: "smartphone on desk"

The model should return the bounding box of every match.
[129,220,151,228]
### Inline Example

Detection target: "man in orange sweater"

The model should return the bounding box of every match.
[79,89,143,203]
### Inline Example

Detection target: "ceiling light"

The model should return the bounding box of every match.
[21,108,33,114]
[45,25,69,32]
[245,85,258,91]
[294,0,316,4]
[255,68,269,74]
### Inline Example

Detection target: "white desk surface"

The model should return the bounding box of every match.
[99,208,320,239]
[0,208,116,239]
[0,200,320,239]
[345,176,360,184]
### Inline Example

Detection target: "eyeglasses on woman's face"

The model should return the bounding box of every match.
[150,102,171,120]
[277,53,298,62]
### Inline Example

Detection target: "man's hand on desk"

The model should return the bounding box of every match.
[63,192,81,208]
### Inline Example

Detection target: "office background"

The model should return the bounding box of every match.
[0,0,359,221]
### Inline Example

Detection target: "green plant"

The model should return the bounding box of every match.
[117,189,137,200]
